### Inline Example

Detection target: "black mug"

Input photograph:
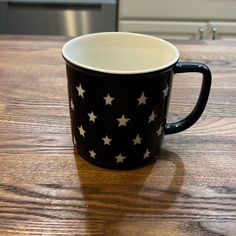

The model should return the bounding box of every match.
[62,32,211,169]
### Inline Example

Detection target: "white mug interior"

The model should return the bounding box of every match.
[62,32,179,74]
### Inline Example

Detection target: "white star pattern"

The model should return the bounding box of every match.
[117,114,130,127]
[104,93,114,105]
[115,153,126,163]
[88,111,97,123]
[76,84,85,98]
[102,135,112,145]
[148,111,156,123]
[72,84,168,165]
[143,148,151,159]
[137,92,147,105]
[89,150,96,159]
[70,99,74,111]
[162,84,169,97]
[157,125,163,136]
[78,125,86,137]
[133,134,142,145]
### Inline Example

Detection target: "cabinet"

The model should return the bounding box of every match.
[118,0,236,40]
[208,22,236,40]
[119,21,208,40]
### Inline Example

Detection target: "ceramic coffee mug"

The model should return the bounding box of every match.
[62,32,211,169]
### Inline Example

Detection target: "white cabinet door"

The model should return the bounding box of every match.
[208,22,236,40]
[119,20,208,40]
[119,0,236,21]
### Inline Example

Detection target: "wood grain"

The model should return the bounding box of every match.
[0,36,235,235]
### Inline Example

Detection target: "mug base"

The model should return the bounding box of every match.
[75,147,160,170]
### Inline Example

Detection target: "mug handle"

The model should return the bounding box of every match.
[165,62,212,135]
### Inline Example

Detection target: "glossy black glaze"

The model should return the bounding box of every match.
[65,61,211,169]
[165,62,212,135]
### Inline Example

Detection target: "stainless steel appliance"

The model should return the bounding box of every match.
[0,0,117,36]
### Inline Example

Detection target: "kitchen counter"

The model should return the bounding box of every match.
[0,35,235,235]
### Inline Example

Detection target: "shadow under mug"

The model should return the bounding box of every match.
[62,32,212,169]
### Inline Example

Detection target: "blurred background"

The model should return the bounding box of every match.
[0,0,117,36]
[0,0,236,40]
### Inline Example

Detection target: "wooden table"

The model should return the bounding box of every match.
[0,36,235,235]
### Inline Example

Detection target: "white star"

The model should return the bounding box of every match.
[137,92,147,105]
[76,84,85,98]
[148,111,156,123]
[157,125,163,136]
[70,99,74,111]
[78,125,86,137]
[104,93,114,105]
[133,134,142,145]
[162,84,169,97]
[143,148,151,159]
[102,135,112,145]
[115,153,126,163]
[88,111,97,123]
[117,114,130,127]
[89,150,96,159]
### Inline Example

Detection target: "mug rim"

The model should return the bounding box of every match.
[62,32,180,75]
